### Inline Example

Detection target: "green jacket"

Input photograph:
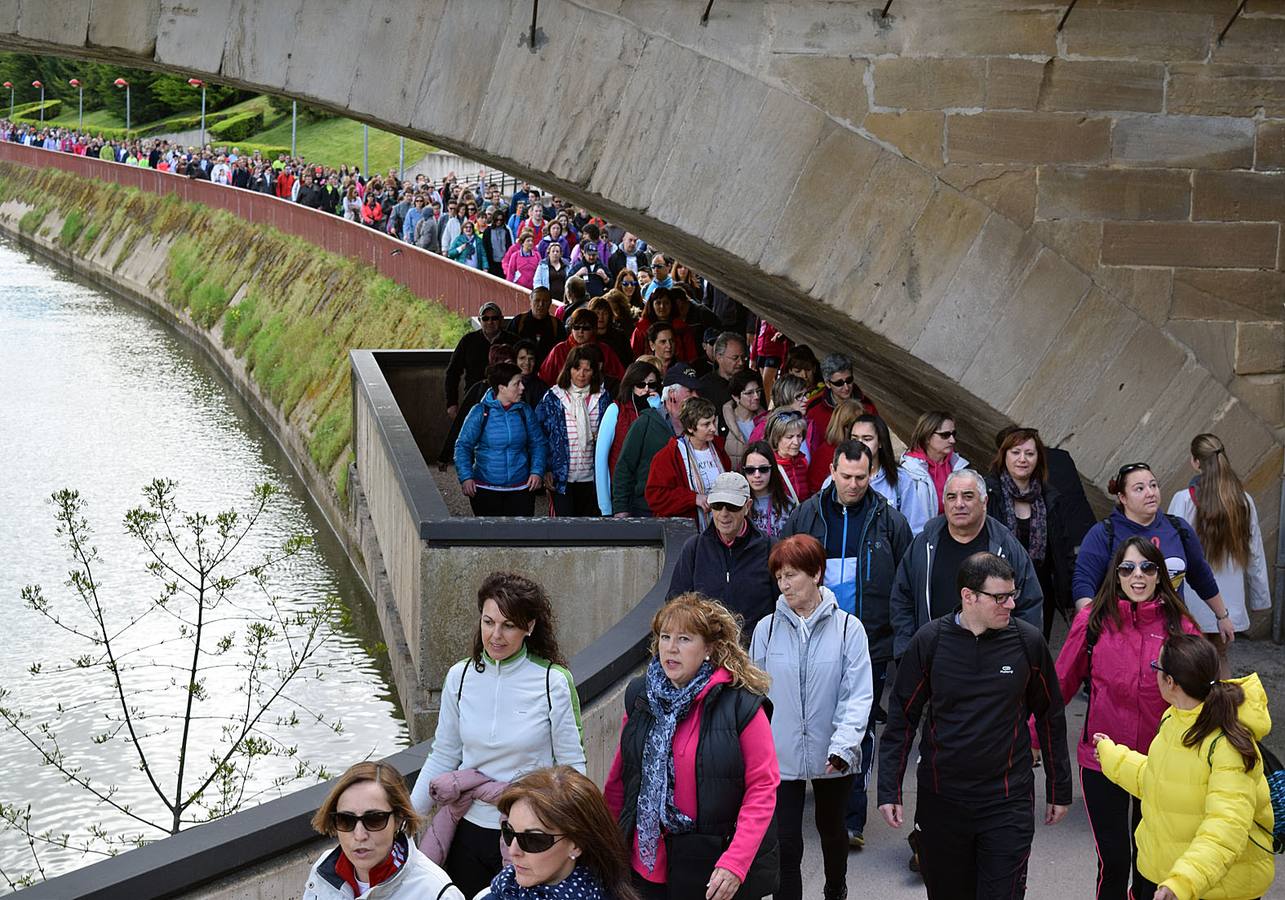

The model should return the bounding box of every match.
[610,407,678,516]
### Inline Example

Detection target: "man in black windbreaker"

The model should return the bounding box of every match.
[878,552,1071,900]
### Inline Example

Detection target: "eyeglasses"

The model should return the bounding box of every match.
[1117,560,1160,576]
[710,502,742,512]
[480,315,503,322]
[638,380,660,390]
[974,589,1018,605]
[934,430,957,440]
[621,280,637,286]
[500,821,565,854]
[571,323,594,331]
[333,810,393,833]
[743,465,773,475]
[828,376,855,388]
[1149,659,1167,675]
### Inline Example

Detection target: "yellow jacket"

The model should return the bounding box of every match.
[1098,674,1275,900]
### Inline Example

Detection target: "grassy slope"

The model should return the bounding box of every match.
[249,115,436,174]
[0,164,468,499]
[45,108,125,129]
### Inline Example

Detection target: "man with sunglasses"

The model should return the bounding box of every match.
[879,552,1071,900]
[445,302,517,420]
[666,472,775,633]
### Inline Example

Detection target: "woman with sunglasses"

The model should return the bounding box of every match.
[1167,434,1272,675]
[595,361,661,516]
[413,573,586,897]
[1073,463,1235,646]
[743,440,798,541]
[721,368,767,471]
[1094,634,1274,900]
[1045,538,1199,900]
[539,308,626,385]
[604,594,779,900]
[899,411,970,536]
[614,268,642,313]
[479,767,638,900]
[304,762,462,900]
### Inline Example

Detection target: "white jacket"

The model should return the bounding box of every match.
[749,587,872,781]
[897,452,969,536]
[1167,490,1271,632]
[301,835,464,900]
[412,647,586,828]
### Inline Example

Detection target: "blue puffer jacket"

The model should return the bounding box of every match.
[535,387,612,494]
[454,390,547,488]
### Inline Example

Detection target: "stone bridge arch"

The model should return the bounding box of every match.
[4,0,1282,544]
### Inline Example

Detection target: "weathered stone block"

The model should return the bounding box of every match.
[1168,64,1285,118]
[1111,115,1255,169]
[86,0,160,55]
[1030,220,1102,272]
[940,164,1036,228]
[1102,222,1280,268]
[1037,60,1165,113]
[1237,322,1285,375]
[157,0,235,72]
[1061,8,1213,61]
[1096,267,1174,327]
[1257,121,1285,170]
[1192,171,1285,222]
[1212,16,1285,66]
[1037,168,1191,221]
[864,111,944,168]
[1168,320,1239,384]
[769,55,869,126]
[948,112,1111,165]
[1231,375,1285,431]
[985,58,1044,110]
[872,58,986,110]
[1172,269,1285,321]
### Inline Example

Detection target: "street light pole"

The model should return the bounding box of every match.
[188,79,206,147]
[69,79,82,128]
[114,78,130,132]
[3,83,12,122]
[399,136,405,181]
[362,123,369,180]
[291,100,297,157]
[32,81,43,122]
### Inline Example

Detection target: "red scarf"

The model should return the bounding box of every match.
[907,448,954,513]
[335,838,406,895]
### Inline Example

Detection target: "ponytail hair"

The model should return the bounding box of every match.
[1190,433,1251,569]
[1161,634,1258,772]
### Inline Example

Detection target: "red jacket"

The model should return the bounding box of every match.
[805,393,879,455]
[644,436,731,520]
[538,336,625,385]
[629,316,698,362]
[775,451,812,503]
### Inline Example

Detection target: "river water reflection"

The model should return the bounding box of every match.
[0,238,408,884]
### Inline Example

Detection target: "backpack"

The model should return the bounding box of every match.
[1204,733,1285,854]
[1101,513,1195,565]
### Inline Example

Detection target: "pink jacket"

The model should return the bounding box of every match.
[418,769,509,865]
[603,668,779,884]
[503,245,540,288]
[1050,601,1200,771]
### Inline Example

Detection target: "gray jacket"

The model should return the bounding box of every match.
[889,515,1042,659]
[750,588,872,781]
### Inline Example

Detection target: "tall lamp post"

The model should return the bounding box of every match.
[113,78,130,132]
[188,78,206,147]
[32,81,43,122]
[291,99,297,158]
[69,78,83,129]
[3,82,12,122]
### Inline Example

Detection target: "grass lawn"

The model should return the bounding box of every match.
[249,115,436,175]
[46,108,125,129]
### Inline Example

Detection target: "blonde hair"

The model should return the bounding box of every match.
[825,399,866,447]
[649,594,770,695]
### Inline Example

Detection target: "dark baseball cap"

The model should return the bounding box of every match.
[702,327,719,345]
[663,362,701,391]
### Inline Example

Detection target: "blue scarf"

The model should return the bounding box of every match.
[488,862,609,900]
[636,657,714,871]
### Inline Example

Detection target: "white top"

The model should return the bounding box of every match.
[1167,490,1271,633]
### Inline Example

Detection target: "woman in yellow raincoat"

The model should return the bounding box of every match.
[1094,633,1275,900]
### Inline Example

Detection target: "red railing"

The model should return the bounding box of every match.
[0,141,528,318]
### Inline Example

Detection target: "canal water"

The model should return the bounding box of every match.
[0,237,408,885]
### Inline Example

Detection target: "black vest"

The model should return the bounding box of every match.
[618,676,779,898]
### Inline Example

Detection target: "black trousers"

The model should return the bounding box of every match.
[917,790,1035,900]
[630,872,668,900]
[776,775,855,900]
[847,658,890,833]
[444,818,503,899]
[469,486,535,517]
[1081,766,1142,900]
[551,480,600,517]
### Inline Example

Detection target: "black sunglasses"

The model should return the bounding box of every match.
[710,502,741,512]
[480,315,503,322]
[638,379,660,390]
[743,465,772,475]
[1118,560,1160,576]
[828,376,855,388]
[571,323,594,331]
[1149,659,1167,675]
[934,430,957,440]
[500,821,565,854]
[333,810,393,833]
[1116,462,1152,482]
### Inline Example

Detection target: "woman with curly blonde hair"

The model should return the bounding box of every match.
[605,594,779,900]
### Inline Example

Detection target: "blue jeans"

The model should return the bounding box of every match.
[846,658,889,834]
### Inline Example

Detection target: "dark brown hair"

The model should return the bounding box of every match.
[557,344,604,393]
[1088,537,1195,638]
[497,767,638,900]
[990,427,1048,484]
[909,411,954,454]
[1161,634,1258,772]
[310,761,423,838]
[472,572,565,670]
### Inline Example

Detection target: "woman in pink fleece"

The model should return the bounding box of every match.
[604,594,780,900]
[1048,537,1199,900]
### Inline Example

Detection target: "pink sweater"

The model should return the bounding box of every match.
[603,668,779,884]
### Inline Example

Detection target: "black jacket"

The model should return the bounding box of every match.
[619,677,778,899]
[985,475,1075,611]
[507,312,565,364]
[607,247,648,284]
[667,520,774,633]
[877,614,1072,808]
[444,329,516,406]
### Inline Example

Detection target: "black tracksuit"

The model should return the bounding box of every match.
[879,613,1072,900]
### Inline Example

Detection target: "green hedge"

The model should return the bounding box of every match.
[12,99,62,122]
[137,108,238,138]
[208,109,264,143]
